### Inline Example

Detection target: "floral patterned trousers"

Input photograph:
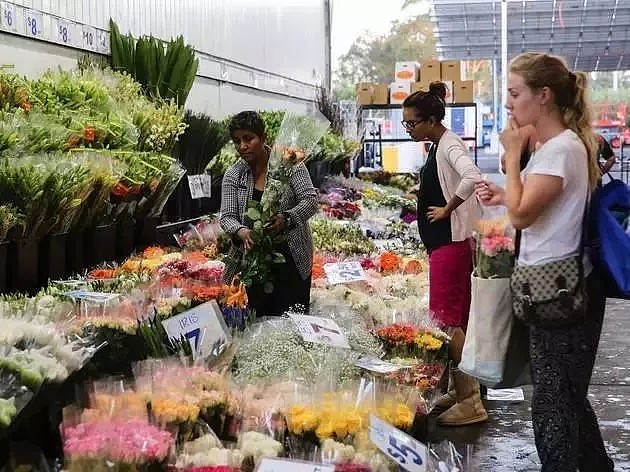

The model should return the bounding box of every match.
[529,270,614,472]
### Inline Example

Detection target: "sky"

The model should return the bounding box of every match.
[331,0,431,65]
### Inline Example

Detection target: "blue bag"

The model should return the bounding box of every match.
[590,177,630,299]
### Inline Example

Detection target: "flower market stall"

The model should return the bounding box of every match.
[0,59,470,470]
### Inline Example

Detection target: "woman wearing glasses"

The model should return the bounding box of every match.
[401,82,487,426]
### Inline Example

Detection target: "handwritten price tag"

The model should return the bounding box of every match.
[323,261,366,285]
[289,314,350,349]
[256,458,334,472]
[161,300,231,360]
[24,9,43,37]
[188,174,212,199]
[57,19,72,45]
[369,415,427,472]
[1,2,16,31]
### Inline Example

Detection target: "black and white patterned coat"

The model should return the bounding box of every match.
[219,159,318,284]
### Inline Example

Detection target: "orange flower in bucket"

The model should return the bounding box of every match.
[403,258,423,275]
[379,251,402,273]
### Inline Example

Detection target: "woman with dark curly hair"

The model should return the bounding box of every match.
[219,111,319,317]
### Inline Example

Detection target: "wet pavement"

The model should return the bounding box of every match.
[427,298,630,471]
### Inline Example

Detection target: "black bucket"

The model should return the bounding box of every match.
[9,238,40,294]
[66,231,86,276]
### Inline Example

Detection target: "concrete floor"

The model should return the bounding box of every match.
[427,298,630,471]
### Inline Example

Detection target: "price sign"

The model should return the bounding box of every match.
[289,314,350,349]
[369,414,427,472]
[1,2,16,31]
[256,458,334,472]
[96,29,109,53]
[323,261,366,285]
[188,174,212,199]
[161,300,231,359]
[57,19,72,45]
[82,25,96,50]
[64,290,121,303]
[24,9,43,37]
[355,356,409,374]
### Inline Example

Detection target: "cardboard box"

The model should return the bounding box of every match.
[454,80,475,103]
[394,62,420,82]
[441,60,463,82]
[442,80,455,103]
[390,82,411,105]
[411,81,431,94]
[355,83,389,105]
[420,59,441,83]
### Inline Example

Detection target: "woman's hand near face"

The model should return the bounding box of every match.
[500,118,537,161]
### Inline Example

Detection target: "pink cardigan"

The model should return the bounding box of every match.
[435,130,482,241]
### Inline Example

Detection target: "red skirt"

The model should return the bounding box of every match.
[428,239,473,329]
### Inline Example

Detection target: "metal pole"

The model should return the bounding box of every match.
[501,0,508,130]
[492,58,499,134]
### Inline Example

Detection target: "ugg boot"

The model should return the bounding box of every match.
[433,366,456,411]
[434,389,456,411]
[437,369,488,426]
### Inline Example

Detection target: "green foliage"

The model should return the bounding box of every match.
[109,19,199,106]
[335,14,437,85]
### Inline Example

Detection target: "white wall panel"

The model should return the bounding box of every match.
[0,0,330,111]
[0,32,315,119]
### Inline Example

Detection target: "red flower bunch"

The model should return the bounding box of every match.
[360,257,376,271]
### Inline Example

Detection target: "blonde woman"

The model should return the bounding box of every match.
[476,53,614,471]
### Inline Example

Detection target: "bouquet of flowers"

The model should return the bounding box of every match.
[238,112,330,292]
[474,215,515,279]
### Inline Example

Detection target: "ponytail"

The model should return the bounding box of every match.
[564,72,600,190]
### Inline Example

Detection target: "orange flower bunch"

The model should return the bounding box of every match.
[402,258,423,275]
[376,323,418,347]
[379,251,402,273]
[225,282,248,308]
[183,250,208,265]
[476,217,511,237]
[152,397,200,425]
[143,246,165,258]
[192,286,224,304]
[281,146,307,165]
[87,268,116,280]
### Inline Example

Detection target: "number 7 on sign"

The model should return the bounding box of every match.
[184,328,201,352]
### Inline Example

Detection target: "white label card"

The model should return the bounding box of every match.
[289,314,350,349]
[64,290,121,303]
[369,414,427,472]
[323,261,366,285]
[24,9,43,37]
[1,2,17,31]
[188,174,212,199]
[161,300,231,360]
[82,25,96,50]
[486,388,525,402]
[355,356,409,374]
[256,458,334,472]
[57,18,72,45]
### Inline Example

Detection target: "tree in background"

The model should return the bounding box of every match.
[333,14,437,100]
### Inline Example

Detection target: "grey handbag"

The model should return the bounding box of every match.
[510,255,586,328]
[510,202,588,328]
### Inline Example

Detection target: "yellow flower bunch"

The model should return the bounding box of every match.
[152,398,200,424]
[287,405,320,435]
[416,333,444,351]
[376,401,414,430]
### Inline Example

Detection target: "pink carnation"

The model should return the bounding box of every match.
[480,235,514,257]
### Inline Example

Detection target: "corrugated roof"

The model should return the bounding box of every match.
[431,0,630,71]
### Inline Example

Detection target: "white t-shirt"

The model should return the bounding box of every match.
[519,129,589,266]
